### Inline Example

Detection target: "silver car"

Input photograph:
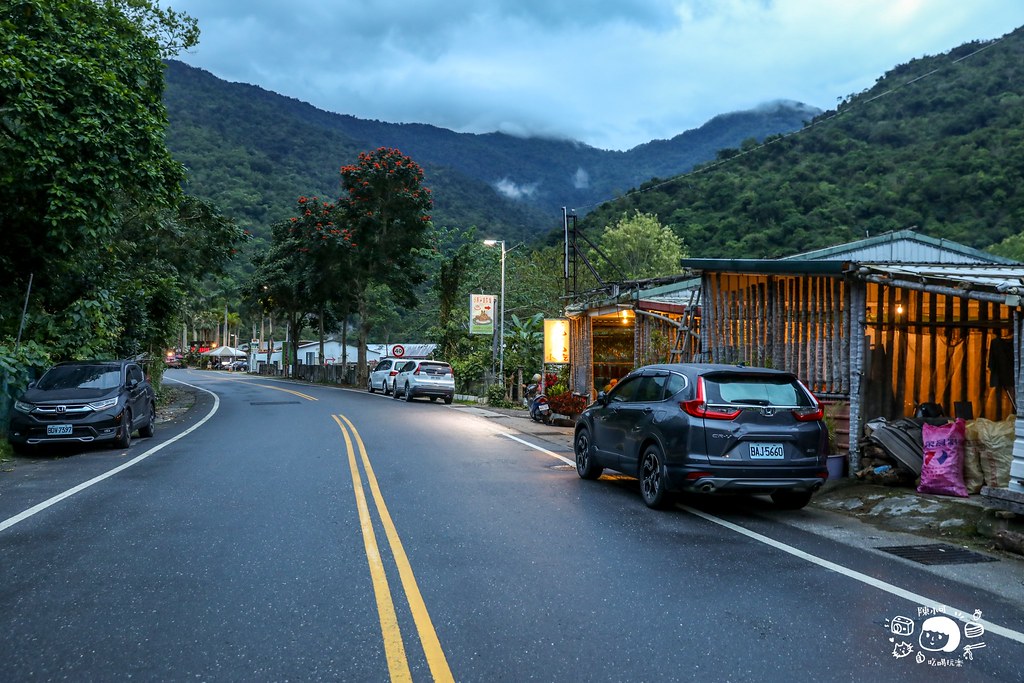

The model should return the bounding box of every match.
[393,360,455,404]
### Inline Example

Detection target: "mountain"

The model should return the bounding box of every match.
[162,60,818,242]
[579,27,1024,259]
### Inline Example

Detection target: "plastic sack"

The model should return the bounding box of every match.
[963,420,986,494]
[918,419,968,498]
[973,416,1015,488]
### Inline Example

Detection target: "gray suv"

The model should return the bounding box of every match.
[392,360,455,404]
[574,363,829,509]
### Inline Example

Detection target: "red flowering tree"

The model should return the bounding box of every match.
[339,148,434,380]
[246,196,352,372]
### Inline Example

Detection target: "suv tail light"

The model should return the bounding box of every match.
[680,399,742,420]
[792,406,824,421]
[388,370,398,377]
[792,380,823,421]
[681,377,742,420]
[413,366,421,375]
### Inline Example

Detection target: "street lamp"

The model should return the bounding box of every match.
[483,239,506,385]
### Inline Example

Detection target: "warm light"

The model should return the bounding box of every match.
[544,318,570,364]
[620,309,634,325]
[896,303,904,315]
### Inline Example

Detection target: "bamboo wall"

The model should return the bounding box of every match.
[861,283,1015,421]
[702,273,850,395]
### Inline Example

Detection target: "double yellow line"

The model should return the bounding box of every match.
[333,414,454,683]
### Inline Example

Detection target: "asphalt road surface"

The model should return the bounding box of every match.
[2,370,1023,681]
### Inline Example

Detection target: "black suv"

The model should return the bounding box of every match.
[574,363,829,509]
[7,360,156,453]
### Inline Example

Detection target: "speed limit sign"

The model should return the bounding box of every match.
[392,344,405,357]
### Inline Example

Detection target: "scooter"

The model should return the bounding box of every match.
[526,381,552,424]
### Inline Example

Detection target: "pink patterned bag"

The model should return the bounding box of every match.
[918,419,968,498]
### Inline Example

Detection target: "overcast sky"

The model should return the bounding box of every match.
[158,0,1024,151]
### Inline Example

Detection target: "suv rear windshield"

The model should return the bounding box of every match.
[418,362,452,374]
[702,373,811,407]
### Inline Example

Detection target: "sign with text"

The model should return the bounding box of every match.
[544,318,571,364]
[469,294,496,335]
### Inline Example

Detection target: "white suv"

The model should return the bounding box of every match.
[368,358,404,394]
[393,360,455,404]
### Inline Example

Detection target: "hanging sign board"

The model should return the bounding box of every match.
[469,294,496,336]
[544,318,571,364]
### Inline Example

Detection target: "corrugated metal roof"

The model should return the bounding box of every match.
[785,229,1018,265]
[855,263,1024,295]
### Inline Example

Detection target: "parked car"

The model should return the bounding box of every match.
[573,363,829,510]
[7,360,156,454]
[230,360,248,371]
[392,360,455,404]
[367,357,405,395]
[164,354,185,369]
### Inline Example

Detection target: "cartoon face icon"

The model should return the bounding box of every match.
[919,616,961,652]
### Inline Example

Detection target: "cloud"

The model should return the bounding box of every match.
[493,177,540,200]
[163,0,1024,150]
[572,168,590,190]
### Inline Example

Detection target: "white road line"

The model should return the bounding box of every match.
[680,505,1024,645]
[501,432,1024,647]
[502,432,575,466]
[0,378,219,534]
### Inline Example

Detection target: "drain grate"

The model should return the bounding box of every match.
[249,401,301,406]
[875,543,998,566]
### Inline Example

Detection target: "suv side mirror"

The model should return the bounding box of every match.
[596,390,608,405]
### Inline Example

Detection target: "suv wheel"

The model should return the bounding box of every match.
[139,402,156,438]
[574,427,603,480]
[115,410,133,449]
[771,490,813,510]
[404,384,414,402]
[443,395,453,405]
[368,379,375,393]
[639,445,670,509]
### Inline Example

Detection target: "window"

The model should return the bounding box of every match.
[704,374,810,407]
[634,375,667,402]
[665,372,688,398]
[608,376,641,403]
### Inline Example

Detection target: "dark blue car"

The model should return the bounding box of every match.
[573,363,829,509]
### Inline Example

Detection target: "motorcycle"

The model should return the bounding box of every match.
[525,380,552,424]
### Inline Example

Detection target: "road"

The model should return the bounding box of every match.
[1,370,1022,681]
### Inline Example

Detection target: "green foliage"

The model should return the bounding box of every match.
[0,340,51,435]
[0,1,241,361]
[581,29,1024,258]
[0,0,192,285]
[504,313,544,375]
[596,211,687,279]
[486,382,516,409]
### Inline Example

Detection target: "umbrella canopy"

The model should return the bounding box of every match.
[202,345,246,358]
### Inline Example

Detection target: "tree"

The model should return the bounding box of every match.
[0,0,215,359]
[245,196,352,373]
[596,211,687,280]
[339,148,434,381]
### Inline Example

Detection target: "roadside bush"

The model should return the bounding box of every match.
[0,340,51,438]
[486,383,516,409]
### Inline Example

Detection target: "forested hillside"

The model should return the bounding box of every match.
[580,28,1024,258]
[162,61,816,242]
